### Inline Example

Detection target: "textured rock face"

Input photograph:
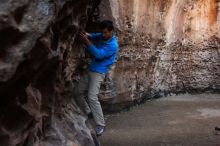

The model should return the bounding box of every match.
[98,0,220,107]
[0,0,100,146]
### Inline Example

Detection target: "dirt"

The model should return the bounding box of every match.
[100,94,220,146]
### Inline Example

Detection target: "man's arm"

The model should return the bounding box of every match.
[87,44,116,59]
[79,33,116,59]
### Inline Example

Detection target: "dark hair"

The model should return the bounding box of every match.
[100,20,114,31]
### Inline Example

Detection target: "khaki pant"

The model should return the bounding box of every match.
[74,71,105,126]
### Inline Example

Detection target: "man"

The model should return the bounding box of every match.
[74,20,118,136]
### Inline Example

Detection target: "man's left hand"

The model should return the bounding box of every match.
[79,33,91,46]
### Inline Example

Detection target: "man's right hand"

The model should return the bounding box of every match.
[79,31,90,38]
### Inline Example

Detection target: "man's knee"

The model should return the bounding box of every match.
[88,94,100,103]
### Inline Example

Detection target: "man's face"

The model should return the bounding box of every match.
[102,28,113,41]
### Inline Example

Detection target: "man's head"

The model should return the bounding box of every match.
[100,20,114,41]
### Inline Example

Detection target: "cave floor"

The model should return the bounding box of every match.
[99,94,220,146]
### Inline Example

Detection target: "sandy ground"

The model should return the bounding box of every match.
[99,94,220,146]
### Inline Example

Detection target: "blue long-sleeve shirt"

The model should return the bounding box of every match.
[86,33,118,74]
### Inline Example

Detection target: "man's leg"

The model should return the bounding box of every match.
[88,71,105,126]
[73,72,91,115]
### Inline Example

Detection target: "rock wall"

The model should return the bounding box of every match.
[98,0,220,108]
[0,0,100,146]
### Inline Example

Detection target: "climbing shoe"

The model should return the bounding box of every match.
[95,125,105,137]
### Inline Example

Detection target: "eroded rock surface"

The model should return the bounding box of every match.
[0,0,100,145]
